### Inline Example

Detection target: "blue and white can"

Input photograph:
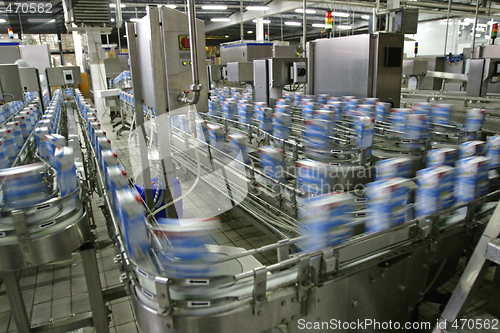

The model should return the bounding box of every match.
[486,135,500,168]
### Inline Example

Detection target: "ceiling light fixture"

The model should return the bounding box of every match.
[202,5,227,10]
[312,23,326,28]
[211,18,231,22]
[337,24,352,30]
[247,30,253,33]
[285,21,301,26]
[295,8,316,14]
[109,4,126,8]
[225,35,229,38]
[165,4,177,9]
[252,19,271,24]
[361,15,370,20]
[0,19,6,23]
[246,6,269,11]
[111,18,116,22]
[130,18,141,22]
[332,12,350,17]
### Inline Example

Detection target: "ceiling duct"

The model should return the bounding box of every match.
[62,0,111,27]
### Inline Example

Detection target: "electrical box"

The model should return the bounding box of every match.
[46,66,82,86]
[63,70,74,85]
[292,61,307,83]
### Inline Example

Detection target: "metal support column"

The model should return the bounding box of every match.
[148,6,177,218]
[125,22,154,210]
[471,0,480,58]
[3,271,32,333]
[487,265,500,318]
[80,242,110,333]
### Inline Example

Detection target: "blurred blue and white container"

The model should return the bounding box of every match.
[228,133,250,164]
[256,106,273,134]
[222,98,236,120]
[301,100,316,120]
[363,98,379,105]
[357,104,375,118]
[432,104,451,126]
[296,159,332,195]
[354,116,374,149]
[303,119,332,148]
[325,101,343,121]
[195,119,209,144]
[375,157,412,180]
[54,146,78,197]
[375,102,391,122]
[208,124,226,152]
[427,147,457,167]
[464,108,485,132]
[454,156,489,202]
[366,177,412,233]
[273,112,291,141]
[298,192,355,251]
[0,139,8,169]
[293,92,303,106]
[316,94,329,104]
[0,128,17,160]
[108,165,130,214]
[35,127,49,159]
[415,166,455,218]
[486,135,500,168]
[259,146,285,184]
[116,188,150,261]
[8,122,23,148]
[238,103,253,125]
[458,140,486,159]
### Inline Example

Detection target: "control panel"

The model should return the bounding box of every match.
[62,70,74,85]
[292,61,307,83]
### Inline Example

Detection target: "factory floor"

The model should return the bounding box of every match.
[0,114,497,332]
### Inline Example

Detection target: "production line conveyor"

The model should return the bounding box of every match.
[79,86,500,333]
[0,90,110,333]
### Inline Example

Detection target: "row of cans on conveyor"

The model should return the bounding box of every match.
[0,100,42,168]
[119,90,134,106]
[0,91,77,206]
[34,90,79,198]
[208,94,375,150]
[0,101,25,123]
[113,70,131,88]
[296,138,500,251]
[209,86,252,104]
[75,89,130,218]
[366,140,498,231]
[289,93,485,140]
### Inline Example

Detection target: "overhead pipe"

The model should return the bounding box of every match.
[444,0,452,56]
[179,0,202,105]
[303,0,307,57]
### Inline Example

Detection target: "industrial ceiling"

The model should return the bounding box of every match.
[1,0,500,47]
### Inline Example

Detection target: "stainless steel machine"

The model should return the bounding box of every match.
[254,57,307,106]
[307,32,404,107]
[220,42,273,65]
[106,4,500,332]
[466,58,500,97]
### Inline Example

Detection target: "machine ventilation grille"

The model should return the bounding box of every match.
[63,0,111,26]
[394,8,419,35]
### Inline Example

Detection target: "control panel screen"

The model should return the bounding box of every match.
[385,46,402,67]
[179,35,190,51]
